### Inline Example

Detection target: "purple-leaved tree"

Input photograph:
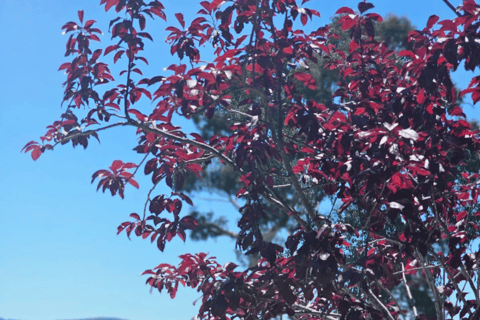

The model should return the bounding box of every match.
[25,0,480,319]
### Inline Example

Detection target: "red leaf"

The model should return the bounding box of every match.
[456,211,467,222]
[105,0,117,12]
[427,15,439,29]
[175,13,185,28]
[139,14,146,30]
[31,146,42,161]
[141,269,155,276]
[392,173,402,186]
[89,34,100,42]
[136,56,149,65]
[84,20,96,29]
[358,2,374,14]
[110,160,124,171]
[398,50,416,59]
[179,193,194,206]
[128,178,140,189]
[78,10,84,24]
[113,50,124,63]
[190,133,206,143]
[186,163,202,177]
[122,162,138,169]
[104,45,119,56]
[90,49,102,62]
[336,7,355,15]
[449,106,466,117]
[341,18,357,31]
[301,13,308,26]
[294,73,316,90]
[130,213,140,220]
[350,39,360,53]
[128,109,148,121]
[366,13,383,22]
[58,62,71,71]
[177,229,186,242]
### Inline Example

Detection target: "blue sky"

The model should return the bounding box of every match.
[0,1,478,320]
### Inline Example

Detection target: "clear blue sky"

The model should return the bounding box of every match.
[0,1,478,320]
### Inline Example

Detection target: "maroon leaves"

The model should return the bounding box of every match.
[25,1,480,319]
[294,73,316,90]
[92,160,139,198]
[175,13,185,28]
[104,44,119,56]
[339,15,357,31]
[336,7,355,15]
[426,14,439,29]
[357,2,374,14]
[22,141,42,161]
[78,10,84,24]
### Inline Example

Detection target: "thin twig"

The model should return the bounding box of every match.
[415,249,444,320]
[374,279,407,320]
[430,248,474,318]
[393,265,440,275]
[401,263,418,318]
[196,221,238,239]
[52,122,128,148]
[293,304,341,320]
[442,0,461,17]
[368,288,395,320]
[130,120,240,172]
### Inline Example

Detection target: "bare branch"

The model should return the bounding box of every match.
[129,120,240,172]
[196,221,238,239]
[400,263,418,318]
[52,122,128,148]
[442,0,461,17]
[429,248,475,318]
[368,288,395,320]
[293,304,341,320]
[393,265,440,275]
[227,195,241,210]
[415,249,444,320]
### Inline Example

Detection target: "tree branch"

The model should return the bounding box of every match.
[293,304,341,320]
[129,120,240,171]
[442,0,461,17]
[400,262,418,318]
[52,122,129,148]
[415,249,444,320]
[368,288,395,320]
[196,221,238,239]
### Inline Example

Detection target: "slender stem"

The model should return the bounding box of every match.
[442,0,461,17]
[143,178,162,219]
[196,221,238,239]
[52,122,128,148]
[393,265,440,275]
[293,304,341,320]
[430,248,474,318]
[130,120,239,171]
[368,288,395,320]
[415,249,443,320]
[400,263,418,318]
[374,280,407,320]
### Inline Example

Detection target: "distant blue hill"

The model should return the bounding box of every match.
[58,318,128,320]
[1,317,128,320]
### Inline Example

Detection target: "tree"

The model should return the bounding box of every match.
[24,0,480,319]
[183,13,415,258]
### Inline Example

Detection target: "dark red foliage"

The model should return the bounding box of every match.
[25,0,480,319]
